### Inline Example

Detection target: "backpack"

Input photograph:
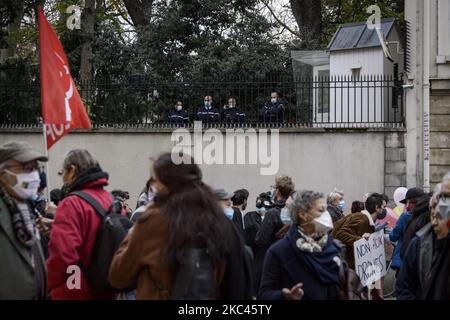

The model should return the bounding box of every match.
[170,247,216,300]
[69,191,133,293]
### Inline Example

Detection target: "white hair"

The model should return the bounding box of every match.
[430,183,442,208]
[443,172,450,184]
[290,190,324,225]
[327,188,344,204]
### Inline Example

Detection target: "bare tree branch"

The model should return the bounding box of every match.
[122,0,153,28]
[261,0,302,38]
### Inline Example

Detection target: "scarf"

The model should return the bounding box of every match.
[61,166,109,198]
[0,188,47,299]
[288,225,341,286]
[0,187,36,248]
[296,227,329,253]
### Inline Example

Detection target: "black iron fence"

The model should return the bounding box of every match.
[0,75,404,128]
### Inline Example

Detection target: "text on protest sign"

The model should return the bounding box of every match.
[353,230,386,287]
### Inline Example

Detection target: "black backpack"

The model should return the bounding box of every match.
[170,247,216,300]
[69,191,133,293]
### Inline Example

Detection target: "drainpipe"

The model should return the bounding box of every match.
[423,0,431,192]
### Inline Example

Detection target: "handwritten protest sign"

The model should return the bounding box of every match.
[353,230,386,287]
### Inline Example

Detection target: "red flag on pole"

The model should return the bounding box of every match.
[38,6,91,149]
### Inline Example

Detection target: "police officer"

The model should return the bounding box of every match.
[259,92,285,123]
[222,97,246,123]
[168,100,189,125]
[196,95,220,123]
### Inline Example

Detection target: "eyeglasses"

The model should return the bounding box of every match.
[430,210,443,221]
[438,192,450,200]
[6,162,39,173]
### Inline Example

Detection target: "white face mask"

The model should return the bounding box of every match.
[4,169,41,200]
[271,98,277,103]
[176,105,182,111]
[313,210,333,234]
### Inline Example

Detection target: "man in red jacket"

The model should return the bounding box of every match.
[47,149,114,300]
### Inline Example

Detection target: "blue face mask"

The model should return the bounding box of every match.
[256,207,266,214]
[224,207,234,220]
[280,208,291,224]
[338,200,345,211]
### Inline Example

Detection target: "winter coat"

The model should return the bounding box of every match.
[389,211,411,269]
[221,107,246,123]
[232,207,245,237]
[258,225,341,300]
[259,102,285,123]
[332,211,375,269]
[396,224,434,300]
[109,206,253,300]
[168,108,189,124]
[47,168,114,300]
[400,195,431,259]
[255,203,285,250]
[196,105,220,123]
[423,234,450,300]
[244,211,262,248]
[0,197,47,299]
[327,205,344,223]
[243,210,264,295]
[253,204,286,291]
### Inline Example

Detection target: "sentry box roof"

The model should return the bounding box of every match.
[328,17,396,52]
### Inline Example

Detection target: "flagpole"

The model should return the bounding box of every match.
[42,123,51,203]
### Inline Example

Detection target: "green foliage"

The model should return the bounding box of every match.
[322,0,404,45]
[0,0,404,124]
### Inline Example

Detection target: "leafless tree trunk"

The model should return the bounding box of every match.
[79,0,96,104]
[0,1,25,62]
[122,0,153,29]
[289,0,323,48]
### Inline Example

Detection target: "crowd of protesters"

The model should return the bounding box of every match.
[0,140,449,300]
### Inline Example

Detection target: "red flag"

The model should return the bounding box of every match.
[38,6,91,149]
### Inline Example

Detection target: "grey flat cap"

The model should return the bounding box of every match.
[214,188,233,200]
[0,141,48,164]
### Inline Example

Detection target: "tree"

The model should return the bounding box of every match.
[79,0,96,101]
[289,0,323,48]
[0,0,404,124]
[322,0,404,44]
[0,0,25,62]
[122,0,152,29]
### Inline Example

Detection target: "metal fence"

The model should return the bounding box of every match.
[0,75,404,128]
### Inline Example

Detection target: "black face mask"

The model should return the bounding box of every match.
[377,208,387,220]
[242,203,247,211]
